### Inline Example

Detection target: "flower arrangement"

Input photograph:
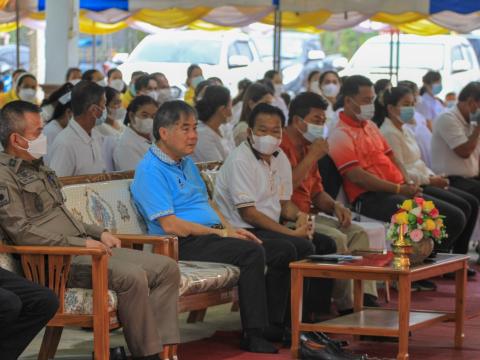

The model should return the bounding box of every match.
[387,197,447,245]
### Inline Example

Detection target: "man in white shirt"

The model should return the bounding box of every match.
[48,81,107,177]
[431,82,480,200]
[214,103,337,332]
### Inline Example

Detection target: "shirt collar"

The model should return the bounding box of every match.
[69,119,94,144]
[339,111,368,128]
[0,152,44,173]
[150,144,184,166]
[384,117,405,135]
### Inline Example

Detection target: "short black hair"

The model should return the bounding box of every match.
[82,69,101,81]
[422,70,441,85]
[458,82,480,102]
[125,95,158,125]
[71,80,105,116]
[0,100,41,148]
[288,92,328,124]
[105,86,120,106]
[187,64,201,78]
[65,67,81,81]
[248,103,285,129]
[319,70,340,85]
[307,70,320,83]
[135,75,154,92]
[374,79,392,95]
[342,75,374,98]
[264,70,279,80]
[107,68,121,79]
[153,100,197,141]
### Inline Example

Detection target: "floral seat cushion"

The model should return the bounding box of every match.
[63,260,239,318]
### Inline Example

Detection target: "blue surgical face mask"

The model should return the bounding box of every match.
[432,83,442,96]
[191,76,204,89]
[129,83,136,97]
[399,106,415,123]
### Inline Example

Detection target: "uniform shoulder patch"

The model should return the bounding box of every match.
[0,186,10,207]
[17,169,39,185]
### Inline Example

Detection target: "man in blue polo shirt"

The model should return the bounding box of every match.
[131,100,278,354]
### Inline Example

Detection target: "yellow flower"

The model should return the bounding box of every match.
[423,219,436,231]
[395,212,409,225]
[435,218,444,227]
[401,199,413,211]
[423,201,435,213]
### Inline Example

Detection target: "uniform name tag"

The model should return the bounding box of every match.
[17,169,39,185]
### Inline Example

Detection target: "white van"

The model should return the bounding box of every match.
[118,30,270,96]
[341,34,480,97]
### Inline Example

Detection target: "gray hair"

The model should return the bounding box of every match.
[0,100,40,149]
[153,100,197,141]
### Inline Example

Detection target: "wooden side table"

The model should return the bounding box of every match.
[290,254,468,360]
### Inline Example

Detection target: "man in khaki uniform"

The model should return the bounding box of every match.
[0,100,180,360]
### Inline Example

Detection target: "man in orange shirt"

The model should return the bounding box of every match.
[280,92,378,311]
[328,76,468,288]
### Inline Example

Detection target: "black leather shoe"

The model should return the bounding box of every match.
[240,335,279,353]
[301,332,348,348]
[444,268,476,279]
[93,346,127,360]
[363,294,380,307]
[300,341,367,360]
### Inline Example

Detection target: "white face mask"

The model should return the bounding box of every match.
[321,83,340,98]
[133,116,154,135]
[96,79,107,87]
[351,99,375,121]
[18,88,37,103]
[310,82,321,94]
[109,79,124,92]
[111,107,127,122]
[147,90,158,101]
[251,134,281,155]
[40,104,55,123]
[95,107,108,126]
[18,133,48,159]
[299,119,325,143]
[156,88,173,104]
[274,84,283,97]
[70,79,81,86]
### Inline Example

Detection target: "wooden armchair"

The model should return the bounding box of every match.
[0,233,178,360]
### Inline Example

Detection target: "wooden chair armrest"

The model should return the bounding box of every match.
[115,234,179,261]
[0,244,106,257]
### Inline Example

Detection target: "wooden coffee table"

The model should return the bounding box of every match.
[290,254,469,360]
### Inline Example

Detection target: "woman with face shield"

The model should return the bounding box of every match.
[113,95,158,171]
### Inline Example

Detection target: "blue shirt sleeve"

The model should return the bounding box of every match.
[131,159,175,221]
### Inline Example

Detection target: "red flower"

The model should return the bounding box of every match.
[414,197,424,205]
[429,208,439,218]
[417,217,423,225]
[432,228,441,239]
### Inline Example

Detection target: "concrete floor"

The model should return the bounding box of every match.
[20,303,242,359]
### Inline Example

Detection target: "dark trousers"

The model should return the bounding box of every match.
[0,267,59,360]
[423,186,479,254]
[354,191,466,252]
[178,234,268,330]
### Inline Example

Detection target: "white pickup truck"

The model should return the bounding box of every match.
[119,29,270,96]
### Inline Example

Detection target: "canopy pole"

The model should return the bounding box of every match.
[273,0,281,72]
[15,0,20,69]
[92,34,96,68]
[395,31,400,84]
[388,31,394,81]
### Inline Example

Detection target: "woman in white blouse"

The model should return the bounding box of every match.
[113,95,158,171]
[192,85,234,162]
[96,87,125,137]
[378,86,478,256]
[416,70,445,129]
[318,70,342,135]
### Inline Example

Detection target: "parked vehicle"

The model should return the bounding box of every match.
[341,34,480,98]
[118,30,270,95]
[252,31,348,94]
[464,34,480,65]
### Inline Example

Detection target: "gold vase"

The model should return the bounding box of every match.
[392,224,413,270]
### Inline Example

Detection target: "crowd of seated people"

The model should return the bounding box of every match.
[0,63,479,360]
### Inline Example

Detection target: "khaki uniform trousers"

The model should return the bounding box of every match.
[68,247,180,357]
[314,215,378,310]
